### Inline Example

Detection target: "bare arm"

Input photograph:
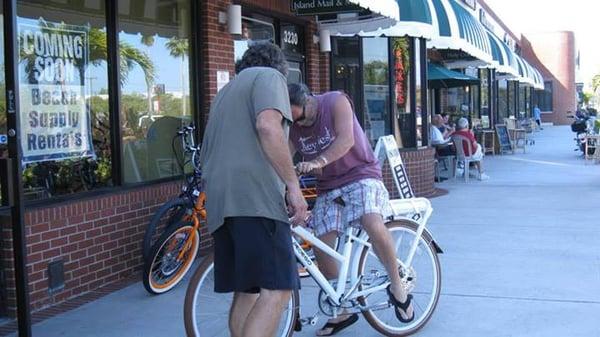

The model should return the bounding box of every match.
[319,95,355,163]
[257,109,299,189]
[257,109,308,226]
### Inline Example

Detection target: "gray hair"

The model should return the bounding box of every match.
[457,117,469,130]
[236,41,289,77]
[288,83,311,107]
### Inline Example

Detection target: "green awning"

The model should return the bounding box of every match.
[428,63,480,88]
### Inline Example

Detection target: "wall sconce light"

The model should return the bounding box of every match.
[227,4,242,35]
[319,29,331,53]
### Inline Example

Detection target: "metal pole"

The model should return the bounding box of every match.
[3,0,32,335]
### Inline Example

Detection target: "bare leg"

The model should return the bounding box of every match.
[312,231,354,336]
[229,292,259,337]
[361,213,413,320]
[242,289,291,337]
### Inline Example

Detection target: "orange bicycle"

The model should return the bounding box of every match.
[143,125,207,294]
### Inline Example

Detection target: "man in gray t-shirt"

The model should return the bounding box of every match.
[198,42,307,337]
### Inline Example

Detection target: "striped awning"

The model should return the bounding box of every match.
[356,0,435,39]
[428,0,493,64]
[484,30,519,77]
[319,0,400,35]
[521,58,545,90]
[511,56,544,90]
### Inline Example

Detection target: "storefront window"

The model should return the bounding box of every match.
[16,0,112,201]
[234,16,275,65]
[464,68,479,125]
[507,80,516,118]
[480,69,490,128]
[392,38,413,148]
[497,79,508,122]
[119,0,192,184]
[518,84,528,118]
[534,81,553,111]
[362,38,390,145]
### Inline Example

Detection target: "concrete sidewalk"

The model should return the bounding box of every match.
[15,126,600,337]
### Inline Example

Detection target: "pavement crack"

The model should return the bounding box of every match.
[441,292,600,305]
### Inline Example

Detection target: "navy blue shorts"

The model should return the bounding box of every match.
[212,217,300,293]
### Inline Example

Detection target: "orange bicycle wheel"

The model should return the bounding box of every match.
[143,221,200,294]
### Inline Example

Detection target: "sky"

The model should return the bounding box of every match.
[484,0,599,90]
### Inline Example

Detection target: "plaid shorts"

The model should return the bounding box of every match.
[309,178,393,237]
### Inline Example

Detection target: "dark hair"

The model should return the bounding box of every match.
[288,83,311,107]
[236,41,289,76]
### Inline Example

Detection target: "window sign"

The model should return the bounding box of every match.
[18,22,95,164]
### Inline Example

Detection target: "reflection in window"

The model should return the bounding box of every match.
[392,37,412,148]
[0,5,5,205]
[17,0,112,201]
[119,0,192,183]
[234,16,275,66]
[414,39,423,146]
[362,38,390,145]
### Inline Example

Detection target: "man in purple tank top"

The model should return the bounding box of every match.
[288,83,414,336]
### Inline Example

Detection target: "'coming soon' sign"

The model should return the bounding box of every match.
[18,22,95,164]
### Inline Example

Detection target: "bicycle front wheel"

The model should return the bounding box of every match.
[183,253,299,337]
[143,222,199,294]
[358,220,441,336]
[143,197,193,261]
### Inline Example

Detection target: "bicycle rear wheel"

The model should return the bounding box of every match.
[143,197,193,260]
[183,253,298,337]
[358,220,441,336]
[143,221,199,294]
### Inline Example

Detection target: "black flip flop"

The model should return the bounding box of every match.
[386,285,415,323]
[317,313,359,336]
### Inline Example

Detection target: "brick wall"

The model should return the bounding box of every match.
[521,32,577,125]
[0,182,180,316]
[202,1,328,113]
[382,148,436,198]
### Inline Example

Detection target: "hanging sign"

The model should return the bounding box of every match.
[290,0,361,16]
[18,22,94,164]
[461,0,476,10]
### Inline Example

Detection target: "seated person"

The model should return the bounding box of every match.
[430,114,455,156]
[453,118,489,181]
[438,113,453,133]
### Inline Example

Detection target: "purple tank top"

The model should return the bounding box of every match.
[290,91,382,193]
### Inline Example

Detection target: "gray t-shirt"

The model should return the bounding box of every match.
[199,67,293,233]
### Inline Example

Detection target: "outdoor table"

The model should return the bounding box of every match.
[475,129,496,155]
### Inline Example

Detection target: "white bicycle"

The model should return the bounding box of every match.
[183,198,442,337]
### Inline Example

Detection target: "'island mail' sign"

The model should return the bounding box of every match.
[291,0,361,16]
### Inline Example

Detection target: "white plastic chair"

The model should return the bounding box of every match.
[451,135,481,182]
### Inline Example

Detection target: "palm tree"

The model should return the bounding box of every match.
[165,37,189,116]
[592,74,600,93]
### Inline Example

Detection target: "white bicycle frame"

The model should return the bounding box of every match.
[291,200,433,309]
